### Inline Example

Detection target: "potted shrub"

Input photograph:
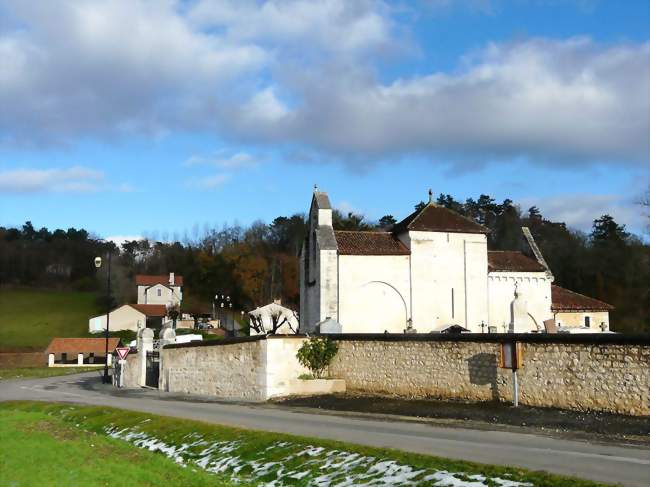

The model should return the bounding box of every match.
[292,337,345,394]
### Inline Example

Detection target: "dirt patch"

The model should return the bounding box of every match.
[0,352,45,368]
[18,420,79,441]
[275,393,650,444]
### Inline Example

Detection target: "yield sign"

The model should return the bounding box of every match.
[116,347,130,360]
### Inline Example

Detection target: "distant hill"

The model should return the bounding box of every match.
[0,288,100,350]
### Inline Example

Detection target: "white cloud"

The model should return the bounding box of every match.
[0,166,104,193]
[187,0,395,56]
[0,0,267,144]
[0,1,647,170]
[520,193,645,233]
[185,173,230,190]
[226,38,650,165]
[184,151,259,169]
[336,200,362,215]
[105,235,144,246]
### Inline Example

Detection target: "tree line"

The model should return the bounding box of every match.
[1,193,648,332]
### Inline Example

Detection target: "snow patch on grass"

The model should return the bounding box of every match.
[105,425,533,486]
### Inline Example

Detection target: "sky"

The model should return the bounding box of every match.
[0,0,648,243]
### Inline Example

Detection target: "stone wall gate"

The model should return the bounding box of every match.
[145,350,159,387]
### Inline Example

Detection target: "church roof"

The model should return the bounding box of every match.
[551,285,614,312]
[335,231,410,255]
[393,203,489,235]
[488,251,546,272]
[313,191,331,209]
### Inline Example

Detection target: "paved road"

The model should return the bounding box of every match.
[2,372,649,487]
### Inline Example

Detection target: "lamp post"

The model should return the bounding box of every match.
[214,293,234,336]
[94,251,112,384]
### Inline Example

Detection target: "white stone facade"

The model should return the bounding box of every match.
[488,272,553,333]
[88,304,146,333]
[137,282,182,305]
[299,190,610,334]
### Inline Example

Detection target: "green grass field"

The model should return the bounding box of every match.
[0,406,239,486]
[0,367,101,381]
[0,288,100,350]
[0,402,609,487]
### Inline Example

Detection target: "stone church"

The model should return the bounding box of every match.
[300,190,613,334]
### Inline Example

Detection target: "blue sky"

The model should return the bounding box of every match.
[1,0,648,242]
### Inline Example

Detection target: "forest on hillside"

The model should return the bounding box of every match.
[1,192,648,333]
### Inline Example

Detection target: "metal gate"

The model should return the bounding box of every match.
[145,350,159,388]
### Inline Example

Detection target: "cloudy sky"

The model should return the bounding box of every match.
[1,0,648,240]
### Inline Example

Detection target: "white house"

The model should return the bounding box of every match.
[299,189,612,334]
[88,304,167,333]
[136,273,183,306]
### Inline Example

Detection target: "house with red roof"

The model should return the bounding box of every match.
[88,273,184,333]
[136,273,183,306]
[300,189,612,334]
[551,285,614,332]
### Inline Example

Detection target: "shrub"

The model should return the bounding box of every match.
[296,337,339,379]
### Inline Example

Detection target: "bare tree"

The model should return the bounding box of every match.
[249,303,299,335]
[638,185,650,234]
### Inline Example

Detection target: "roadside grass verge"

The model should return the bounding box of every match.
[0,406,240,486]
[0,401,610,487]
[0,367,101,381]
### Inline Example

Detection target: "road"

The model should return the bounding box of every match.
[1,371,649,486]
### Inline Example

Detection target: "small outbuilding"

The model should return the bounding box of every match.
[551,285,614,332]
[88,304,167,333]
[45,337,121,367]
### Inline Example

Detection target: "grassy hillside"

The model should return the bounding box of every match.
[0,288,100,350]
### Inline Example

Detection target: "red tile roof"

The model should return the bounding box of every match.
[129,304,168,317]
[551,285,614,312]
[488,251,546,272]
[135,274,183,286]
[46,337,121,354]
[394,203,489,235]
[335,231,410,255]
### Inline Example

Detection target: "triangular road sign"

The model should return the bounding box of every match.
[116,347,130,360]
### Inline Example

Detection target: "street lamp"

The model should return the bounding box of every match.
[94,251,112,384]
[214,293,236,336]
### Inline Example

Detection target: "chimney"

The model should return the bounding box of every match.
[169,272,175,286]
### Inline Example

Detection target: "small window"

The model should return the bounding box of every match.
[157,289,162,297]
[584,316,591,328]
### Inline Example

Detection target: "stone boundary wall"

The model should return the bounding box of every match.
[120,353,139,388]
[160,336,313,401]
[161,338,269,401]
[143,334,649,415]
[327,335,650,416]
